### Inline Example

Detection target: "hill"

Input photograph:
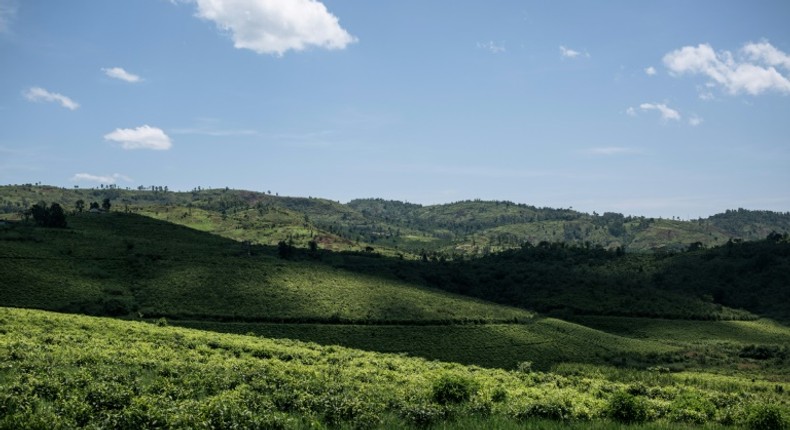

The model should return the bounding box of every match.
[2,184,790,257]
[2,307,788,429]
[0,212,531,324]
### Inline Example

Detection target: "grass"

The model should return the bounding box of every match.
[0,213,532,323]
[1,307,788,429]
[173,318,676,370]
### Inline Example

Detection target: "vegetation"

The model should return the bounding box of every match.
[2,185,790,428]
[0,212,532,324]
[2,185,789,257]
[1,307,787,429]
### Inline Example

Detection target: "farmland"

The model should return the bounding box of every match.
[1,188,789,428]
[1,307,788,429]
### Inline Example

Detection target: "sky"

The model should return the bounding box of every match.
[1,0,789,218]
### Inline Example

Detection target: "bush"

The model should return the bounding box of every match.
[399,402,445,427]
[606,391,648,423]
[745,403,787,430]
[517,396,574,421]
[431,374,476,405]
[669,391,715,424]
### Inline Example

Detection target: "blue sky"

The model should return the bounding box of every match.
[1,0,789,218]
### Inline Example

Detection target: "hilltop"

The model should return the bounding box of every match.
[2,184,790,257]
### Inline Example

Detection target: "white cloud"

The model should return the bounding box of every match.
[23,87,80,110]
[688,116,703,126]
[638,103,681,121]
[625,107,637,116]
[560,45,588,59]
[645,66,657,76]
[71,173,133,184]
[663,41,790,95]
[742,41,790,70]
[102,67,142,83]
[477,41,505,54]
[104,125,173,150]
[190,0,357,56]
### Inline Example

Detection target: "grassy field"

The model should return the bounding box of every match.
[175,316,790,379]
[0,213,532,323]
[2,307,787,429]
[175,318,677,370]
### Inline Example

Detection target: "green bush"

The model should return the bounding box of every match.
[431,374,476,405]
[669,391,715,424]
[606,391,648,423]
[516,396,574,421]
[399,402,445,427]
[745,403,787,430]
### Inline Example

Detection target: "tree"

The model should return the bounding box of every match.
[48,203,67,228]
[277,240,294,260]
[28,202,67,228]
[90,202,100,210]
[75,199,85,213]
[102,198,111,211]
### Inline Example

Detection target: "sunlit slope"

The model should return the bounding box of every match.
[0,213,532,323]
[177,318,678,370]
[2,307,788,429]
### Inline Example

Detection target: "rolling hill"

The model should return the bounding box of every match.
[2,184,790,257]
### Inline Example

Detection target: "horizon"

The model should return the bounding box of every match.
[5,182,789,221]
[1,1,789,219]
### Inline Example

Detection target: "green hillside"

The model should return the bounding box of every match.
[2,185,790,257]
[0,212,532,324]
[2,307,788,429]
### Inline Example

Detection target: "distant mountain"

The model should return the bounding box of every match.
[2,184,789,256]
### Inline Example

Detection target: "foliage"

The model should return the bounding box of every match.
[1,307,788,429]
[745,403,787,430]
[3,185,790,258]
[27,202,67,228]
[431,374,477,405]
[606,391,649,423]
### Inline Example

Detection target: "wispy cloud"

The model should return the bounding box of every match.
[104,125,173,150]
[644,66,657,76]
[628,102,681,121]
[71,173,133,184]
[0,0,16,33]
[477,41,505,54]
[102,67,142,83]
[188,0,357,56]
[688,116,704,126]
[663,40,790,95]
[23,87,80,110]
[560,45,589,59]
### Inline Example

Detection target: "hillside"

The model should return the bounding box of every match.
[2,185,790,257]
[2,307,788,429]
[0,212,532,324]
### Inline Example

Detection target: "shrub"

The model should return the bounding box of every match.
[491,387,508,403]
[606,391,648,423]
[431,374,476,405]
[745,403,787,430]
[399,402,445,427]
[669,391,715,424]
[516,396,574,421]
